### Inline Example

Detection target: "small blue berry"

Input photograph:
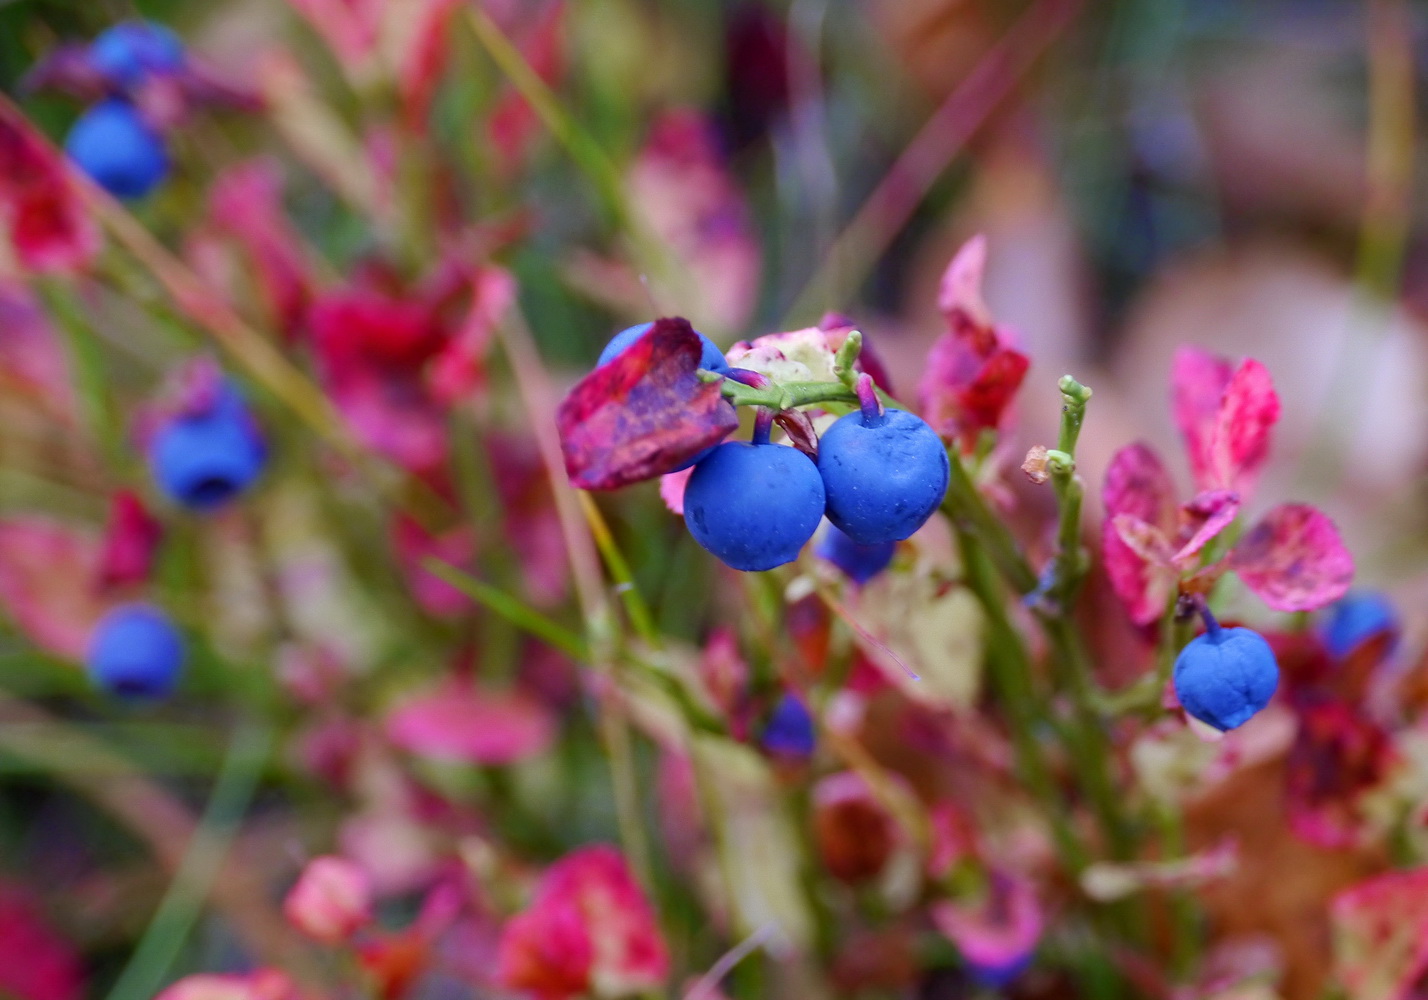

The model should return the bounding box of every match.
[762,693,815,757]
[90,21,185,89]
[65,99,169,200]
[1320,591,1400,661]
[814,522,895,585]
[1173,624,1279,731]
[597,322,729,373]
[817,407,950,545]
[150,382,267,511]
[684,440,826,571]
[87,604,184,701]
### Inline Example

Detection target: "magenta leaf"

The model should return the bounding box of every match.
[1171,347,1233,492]
[0,103,100,275]
[1172,489,1240,565]
[557,317,738,490]
[1230,503,1354,612]
[385,680,556,765]
[1211,358,1280,494]
[1101,443,1178,626]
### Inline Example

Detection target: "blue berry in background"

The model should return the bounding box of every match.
[817,407,950,545]
[87,604,184,701]
[762,693,815,757]
[150,382,267,511]
[90,21,185,89]
[814,522,895,585]
[683,440,825,572]
[1173,624,1279,731]
[597,322,729,373]
[64,99,169,200]
[1320,591,1400,661]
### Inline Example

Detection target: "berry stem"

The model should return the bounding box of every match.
[855,372,883,421]
[752,407,775,446]
[1197,599,1223,640]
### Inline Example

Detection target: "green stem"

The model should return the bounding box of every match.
[715,377,862,412]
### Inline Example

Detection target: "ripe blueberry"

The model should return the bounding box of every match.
[817,405,949,545]
[90,21,185,89]
[150,382,267,511]
[65,99,169,200]
[1173,623,1278,731]
[87,604,184,701]
[597,322,729,373]
[683,433,825,572]
[762,693,815,757]
[814,522,895,585]
[1320,591,1399,661]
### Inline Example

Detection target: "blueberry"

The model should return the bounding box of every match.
[762,693,815,757]
[87,604,184,701]
[597,322,729,373]
[814,522,895,585]
[683,440,825,571]
[150,382,266,511]
[817,407,950,545]
[1320,591,1399,661]
[1173,625,1279,731]
[65,99,169,200]
[90,21,185,89]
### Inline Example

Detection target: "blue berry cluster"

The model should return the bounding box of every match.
[601,323,949,575]
[63,22,182,200]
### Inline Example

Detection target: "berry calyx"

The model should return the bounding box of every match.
[817,404,950,545]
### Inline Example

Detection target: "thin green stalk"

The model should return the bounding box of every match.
[105,721,273,1000]
[422,558,589,661]
[577,492,662,649]
[956,529,1086,873]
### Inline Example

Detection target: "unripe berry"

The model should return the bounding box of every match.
[86,604,184,701]
[65,99,169,200]
[683,439,825,572]
[817,406,949,545]
[1173,624,1278,731]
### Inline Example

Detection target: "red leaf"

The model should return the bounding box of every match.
[0,103,100,274]
[0,883,85,1000]
[1101,443,1178,626]
[557,317,738,490]
[97,490,163,590]
[386,680,556,765]
[1285,697,1395,849]
[1230,504,1354,612]
[918,236,1030,448]
[1331,867,1428,1000]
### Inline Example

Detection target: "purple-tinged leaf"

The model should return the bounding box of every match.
[1231,504,1354,612]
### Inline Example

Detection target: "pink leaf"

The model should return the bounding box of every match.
[1331,867,1428,1000]
[931,871,1043,986]
[1101,444,1178,626]
[1230,504,1354,612]
[498,846,669,999]
[918,332,1029,450]
[390,514,475,618]
[155,971,298,1000]
[1171,347,1234,492]
[0,519,110,660]
[283,0,383,73]
[936,233,994,331]
[386,680,556,765]
[97,490,164,590]
[1212,358,1280,493]
[557,317,738,490]
[0,283,74,416]
[1172,489,1240,565]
